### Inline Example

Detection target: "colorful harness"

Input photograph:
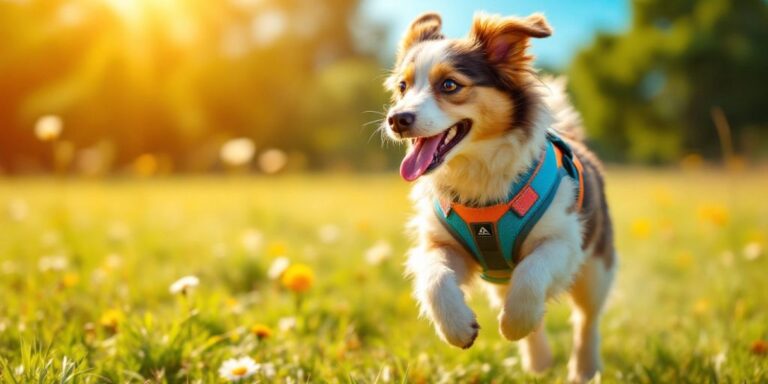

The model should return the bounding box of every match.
[433,133,585,284]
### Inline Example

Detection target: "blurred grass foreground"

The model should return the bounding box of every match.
[0,171,767,382]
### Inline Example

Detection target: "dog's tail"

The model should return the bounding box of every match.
[540,75,585,142]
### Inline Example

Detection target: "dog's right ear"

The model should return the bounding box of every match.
[396,12,444,65]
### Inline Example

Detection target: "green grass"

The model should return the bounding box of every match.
[0,170,767,383]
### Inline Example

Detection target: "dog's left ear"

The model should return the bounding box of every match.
[396,12,444,64]
[470,13,552,84]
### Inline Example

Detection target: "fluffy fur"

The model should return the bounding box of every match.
[382,12,616,383]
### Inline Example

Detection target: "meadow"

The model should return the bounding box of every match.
[0,169,766,383]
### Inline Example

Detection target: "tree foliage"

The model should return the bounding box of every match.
[569,0,768,162]
[0,0,394,173]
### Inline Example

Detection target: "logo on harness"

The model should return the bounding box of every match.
[476,225,493,237]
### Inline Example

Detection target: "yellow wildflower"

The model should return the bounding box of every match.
[674,251,693,270]
[60,272,80,289]
[267,242,288,257]
[355,219,371,233]
[631,218,652,239]
[693,298,710,315]
[99,309,123,332]
[281,263,314,293]
[652,187,673,207]
[698,204,729,227]
[250,324,273,339]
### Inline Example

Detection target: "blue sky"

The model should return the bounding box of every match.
[361,0,630,69]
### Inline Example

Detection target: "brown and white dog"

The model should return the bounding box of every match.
[382,12,616,382]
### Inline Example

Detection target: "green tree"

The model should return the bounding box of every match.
[0,0,389,173]
[569,0,768,163]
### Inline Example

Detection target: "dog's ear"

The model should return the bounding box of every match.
[470,12,552,85]
[396,12,444,64]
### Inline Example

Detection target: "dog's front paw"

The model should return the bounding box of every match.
[498,295,545,341]
[434,307,480,349]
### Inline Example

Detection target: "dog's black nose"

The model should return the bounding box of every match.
[388,112,415,133]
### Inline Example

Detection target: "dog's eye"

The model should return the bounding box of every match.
[441,79,460,93]
[398,81,407,94]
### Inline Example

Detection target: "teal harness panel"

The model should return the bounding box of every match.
[433,133,581,283]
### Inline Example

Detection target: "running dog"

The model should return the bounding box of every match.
[382,12,616,382]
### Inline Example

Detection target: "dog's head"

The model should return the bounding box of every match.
[384,12,552,181]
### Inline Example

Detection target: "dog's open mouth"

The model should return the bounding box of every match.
[400,119,472,181]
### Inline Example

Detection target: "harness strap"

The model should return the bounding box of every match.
[573,152,585,210]
[433,133,583,284]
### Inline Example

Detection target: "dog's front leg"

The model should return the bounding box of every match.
[499,239,579,341]
[407,245,479,349]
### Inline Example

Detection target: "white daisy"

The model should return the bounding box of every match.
[40,230,60,247]
[744,241,763,261]
[278,316,297,332]
[502,356,518,368]
[1,261,18,275]
[267,257,290,280]
[380,365,392,383]
[317,224,340,244]
[38,254,68,272]
[107,221,131,243]
[218,357,259,382]
[713,350,727,373]
[240,228,263,254]
[169,275,199,295]
[7,199,28,222]
[364,240,393,266]
[720,250,734,267]
[212,242,229,258]
[105,253,123,269]
[260,362,276,379]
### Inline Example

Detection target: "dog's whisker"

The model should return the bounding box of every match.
[367,125,383,144]
[363,118,385,127]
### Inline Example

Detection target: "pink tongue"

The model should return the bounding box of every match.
[400,135,443,181]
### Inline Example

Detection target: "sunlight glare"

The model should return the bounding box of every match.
[100,0,200,47]
[251,9,286,47]
[103,0,144,23]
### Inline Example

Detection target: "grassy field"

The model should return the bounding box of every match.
[0,170,766,383]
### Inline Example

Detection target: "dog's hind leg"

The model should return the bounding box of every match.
[519,321,553,373]
[567,254,615,383]
[485,283,553,373]
[518,321,552,373]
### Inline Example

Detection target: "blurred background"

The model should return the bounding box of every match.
[1,0,767,175]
